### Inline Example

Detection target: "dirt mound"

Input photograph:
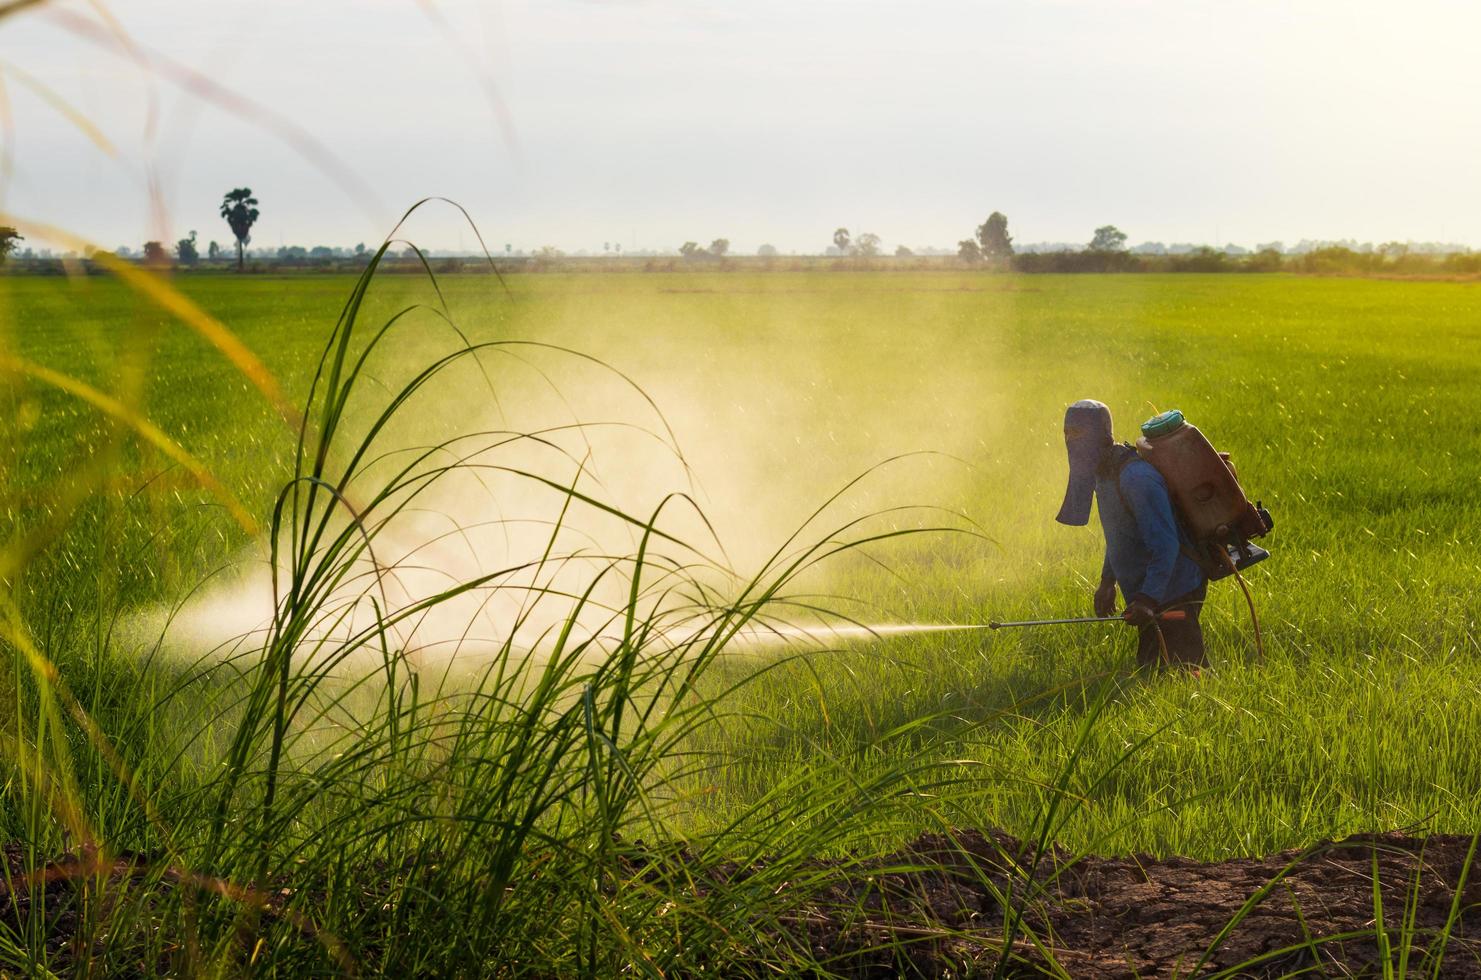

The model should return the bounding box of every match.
[793,830,1481,977]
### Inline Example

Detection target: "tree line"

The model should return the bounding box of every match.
[942,213,1481,275]
[4,193,1478,277]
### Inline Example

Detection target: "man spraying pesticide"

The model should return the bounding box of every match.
[1022,398,1274,670]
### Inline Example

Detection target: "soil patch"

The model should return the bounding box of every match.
[782,830,1481,977]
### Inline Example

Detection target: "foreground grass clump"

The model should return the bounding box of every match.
[1,253,983,975]
[2,266,1481,972]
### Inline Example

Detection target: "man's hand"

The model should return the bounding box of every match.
[1122,595,1158,627]
[1094,580,1117,618]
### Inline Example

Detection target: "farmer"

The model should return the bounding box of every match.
[1055,399,1208,669]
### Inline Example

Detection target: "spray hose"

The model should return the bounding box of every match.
[1219,549,1265,661]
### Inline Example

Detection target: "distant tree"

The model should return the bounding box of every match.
[400,245,419,260]
[207,240,222,260]
[757,243,778,257]
[115,245,134,258]
[976,212,1013,259]
[1255,241,1285,254]
[679,241,703,259]
[1246,247,1284,272]
[1169,246,1227,272]
[534,245,564,258]
[1088,225,1128,252]
[1130,241,1167,255]
[278,245,309,262]
[1296,245,1378,275]
[310,245,335,260]
[614,243,622,256]
[894,245,914,257]
[1378,241,1409,259]
[176,230,199,266]
[708,238,730,257]
[0,227,23,264]
[503,243,511,255]
[355,243,368,257]
[832,228,850,254]
[142,240,169,266]
[219,187,260,271]
[957,239,983,262]
[852,232,881,257]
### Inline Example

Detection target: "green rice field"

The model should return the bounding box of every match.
[3,267,1480,974]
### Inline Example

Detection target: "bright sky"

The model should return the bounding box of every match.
[4,0,1479,254]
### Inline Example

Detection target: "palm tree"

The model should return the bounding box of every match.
[219,188,260,271]
[0,227,23,264]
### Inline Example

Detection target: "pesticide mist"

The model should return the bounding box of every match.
[134,272,1015,669]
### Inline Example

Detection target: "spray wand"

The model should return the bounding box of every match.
[985,610,1190,667]
[987,611,1186,630]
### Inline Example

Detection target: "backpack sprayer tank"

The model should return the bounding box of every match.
[1135,410,1273,581]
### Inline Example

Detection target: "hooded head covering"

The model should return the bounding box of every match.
[1055,399,1114,526]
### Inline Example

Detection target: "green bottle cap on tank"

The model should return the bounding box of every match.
[1140,409,1185,438]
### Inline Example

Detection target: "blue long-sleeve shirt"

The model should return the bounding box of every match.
[1094,447,1205,604]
